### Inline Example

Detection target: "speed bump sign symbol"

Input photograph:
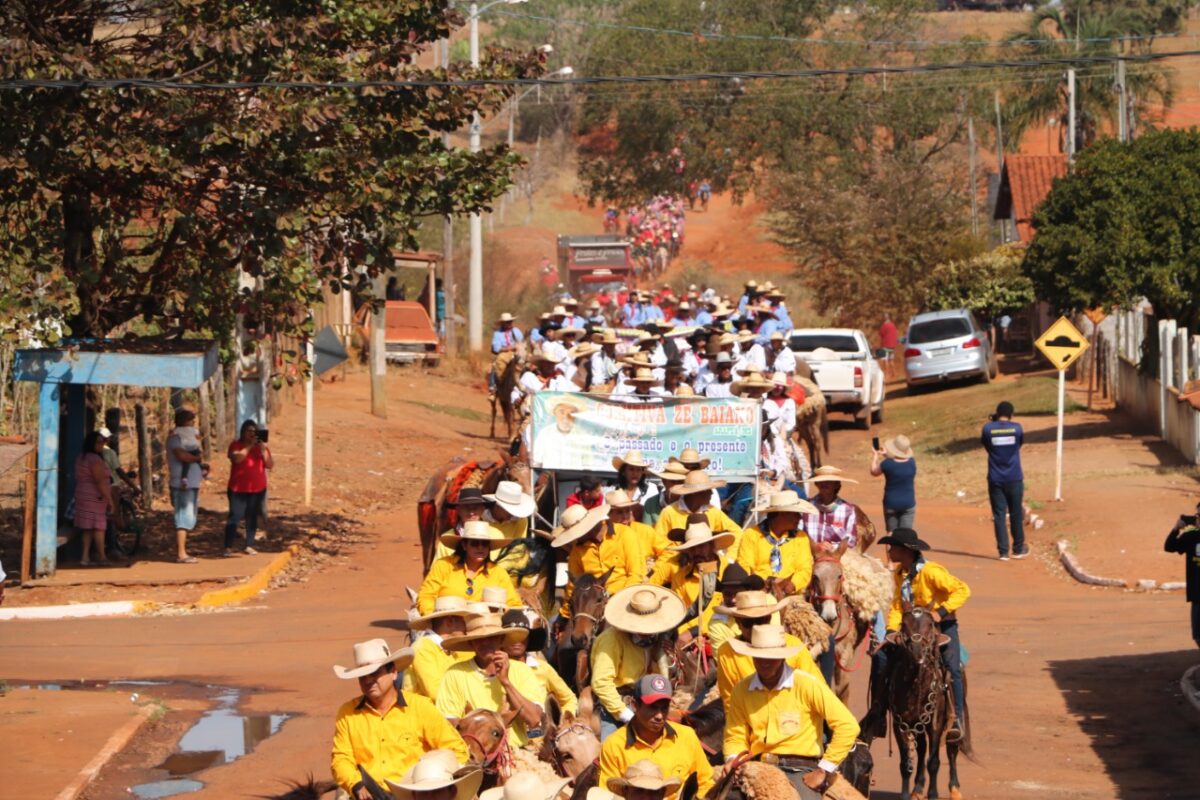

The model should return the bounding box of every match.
[1036,316,1089,371]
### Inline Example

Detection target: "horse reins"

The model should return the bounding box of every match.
[809,554,871,673]
[460,713,514,777]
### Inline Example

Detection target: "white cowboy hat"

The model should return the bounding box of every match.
[607,760,682,798]
[666,519,735,553]
[440,519,512,550]
[650,460,689,482]
[478,586,511,612]
[669,447,711,470]
[554,326,585,340]
[754,489,818,516]
[884,434,914,460]
[714,589,793,619]
[410,596,483,631]
[769,371,790,389]
[605,584,687,635]
[769,331,786,343]
[497,312,516,323]
[550,504,610,549]
[442,612,529,652]
[388,752,483,800]
[809,465,860,485]
[732,373,774,396]
[612,450,650,471]
[727,623,802,660]
[596,330,621,345]
[569,342,601,360]
[605,488,639,510]
[534,351,563,365]
[551,306,569,316]
[627,367,662,387]
[333,639,414,679]
[480,771,572,800]
[671,470,727,497]
[483,481,536,519]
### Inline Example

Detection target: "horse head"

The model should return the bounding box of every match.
[565,570,611,649]
[809,540,847,624]
[541,710,601,779]
[456,707,509,770]
[887,604,949,669]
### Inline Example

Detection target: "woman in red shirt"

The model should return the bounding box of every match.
[225,420,273,555]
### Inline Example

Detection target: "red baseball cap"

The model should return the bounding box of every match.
[633,674,672,705]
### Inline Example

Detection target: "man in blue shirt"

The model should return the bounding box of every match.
[981,401,1026,560]
[491,313,524,355]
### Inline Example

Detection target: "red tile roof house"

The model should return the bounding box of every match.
[992,154,1069,243]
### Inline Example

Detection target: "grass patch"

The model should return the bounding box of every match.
[398,397,488,423]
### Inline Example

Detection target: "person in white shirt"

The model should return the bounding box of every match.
[624,368,669,401]
[590,330,623,387]
[704,354,736,398]
[766,331,797,375]
[737,335,768,374]
[516,354,559,405]
[762,373,798,440]
[541,326,582,367]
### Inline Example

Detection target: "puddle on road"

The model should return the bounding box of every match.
[128,778,205,798]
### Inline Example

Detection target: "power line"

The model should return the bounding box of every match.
[1,48,1195,91]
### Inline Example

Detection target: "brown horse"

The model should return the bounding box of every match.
[554,570,611,692]
[457,708,515,791]
[887,606,969,800]
[538,710,602,779]
[491,347,527,439]
[808,542,872,702]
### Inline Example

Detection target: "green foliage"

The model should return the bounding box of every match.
[927,243,1036,314]
[0,1,544,342]
[1024,128,1200,329]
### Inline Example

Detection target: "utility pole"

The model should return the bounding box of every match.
[1117,57,1128,143]
[994,89,1005,171]
[968,116,978,238]
[1067,69,1077,162]
[468,3,484,351]
[440,36,456,356]
[370,275,387,418]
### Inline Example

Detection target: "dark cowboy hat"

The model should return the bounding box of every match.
[877,527,931,552]
[454,488,487,506]
[501,608,548,652]
[715,563,765,593]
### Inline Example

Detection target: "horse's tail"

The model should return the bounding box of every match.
[820,406,830,453]
[958,670,976,759]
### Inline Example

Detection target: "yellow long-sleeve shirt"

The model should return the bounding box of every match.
[735,526,814,589]
[654,502,743,557]
[648,555,726,637]
[435,657,547,748]
[590,626,653,719]
[598,723,715,800]
[886,559,971,631]
[330,691,468,795]
[723,666,859,769]
[561,526,643,616]
[527,652,578,715]
[401,634,472,702]
[416,556,522,615]
[715,634,824,707]
[614,519,662,578]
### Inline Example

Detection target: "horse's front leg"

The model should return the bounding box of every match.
[912,731,928,800]
[946,737,963,800]
[926,728,942,800]
[896,725,913,800]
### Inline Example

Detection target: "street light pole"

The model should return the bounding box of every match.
[468,2,484,351]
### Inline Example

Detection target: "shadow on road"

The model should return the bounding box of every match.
[1047,648,1200,799]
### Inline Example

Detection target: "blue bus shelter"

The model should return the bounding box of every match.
[14,341,219,576]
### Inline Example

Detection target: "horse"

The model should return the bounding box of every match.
[673,695,725,766]
[491,346,527,439]
[887,606,970,800]
[538,710,602,780]
[792,375,829,471]
[553,570,611,693]
[457,708,515,791]
[808,542,872,703]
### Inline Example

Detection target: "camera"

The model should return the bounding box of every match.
[1180,514,1197,526]
[257,429,269,444]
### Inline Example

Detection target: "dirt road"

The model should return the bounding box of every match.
[3,365,1199,799]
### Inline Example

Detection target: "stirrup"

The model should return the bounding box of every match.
[945,719,963,743]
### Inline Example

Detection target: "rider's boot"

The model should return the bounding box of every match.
[858,653,890,740]
[944,684,963,743]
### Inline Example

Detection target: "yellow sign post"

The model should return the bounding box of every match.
[1036,316,1090,501]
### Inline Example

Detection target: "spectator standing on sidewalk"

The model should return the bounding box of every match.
[167,408,205,563]
[225,419,273,556]
[75,430,114,566]
[1163,502,1200,650]
[870,435,917,532]
[982,401,1026,561]
[878,313,898,379]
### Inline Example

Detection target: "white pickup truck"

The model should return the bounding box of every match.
[788,328,886,429]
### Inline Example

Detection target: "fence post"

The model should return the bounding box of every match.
[1179,328,1191,390]
[1161,319,1172,438]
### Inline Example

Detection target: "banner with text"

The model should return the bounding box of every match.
[530,391,761,476]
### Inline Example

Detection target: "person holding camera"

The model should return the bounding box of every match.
[982,400,1026,561]
[1164,504,1200,650]
[225,419,273,556]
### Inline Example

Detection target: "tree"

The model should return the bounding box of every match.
[0,1,544,343]
[927,244,1035,315]
[1024,128,1200,330]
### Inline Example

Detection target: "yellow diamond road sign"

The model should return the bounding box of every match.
[1036,316,1089,371]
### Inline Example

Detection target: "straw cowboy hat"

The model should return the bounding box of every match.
[877,527,931,553]
[607,760,682,798]
[497,312,516,323]
[563,296,580,306]
[884,434,914,460]
[651,460,690,482]
[666,519,736,552]
[714,589,792,619]
[388,751,483,800]
[410,595,482,632]
[569,342,601,360]
[550,503,611,549]
[768,371,790,389]
[483,481,536,519]
[587,789,621,800]
[605,584,687,635]
[478,586,511,613]
[534,351,563,366]
[442,611,529,652]
[619,353,655,370]
[439,519,512,550]
[671,469,726,496]
[627,367,663,387]
[809,465,860,485]
[754,489,818,516]
[727,623,802,660]
[553,326,585,340]
[597,329,621,345]
[612,450,650,471]
[669,447,710,470]
[674,385,696,397]
[548,394,588,419]
[732,372,774,396]
[605,488,639,509]
[551,305,569,317]
[481,771,572,800]
[333,638,414,679]
[769,331,786,343]
[735,364,766,378]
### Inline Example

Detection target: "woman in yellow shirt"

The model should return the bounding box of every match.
[737,490,818,598]
[654,470,743,556]
[417,520,522,615]
[649,518,734,645]
[607,488,659,579]
[553,503,641,616]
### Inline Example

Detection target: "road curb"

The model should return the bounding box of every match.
[54,704,155,800]
[1055,539,1128,588]
[194,545,298,608]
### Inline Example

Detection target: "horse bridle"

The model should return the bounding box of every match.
[547,721,595,775]
[807,554,871,673]
[807,554,847,605]
[459,711,513,774]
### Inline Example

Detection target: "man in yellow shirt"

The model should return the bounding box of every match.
[501,608,578,715]
[330,639,468,800]
[654,470,742,556]
[436,612,548,748]
[403,596,478,702]
[863,527,970,742]
[649,518,734,643]
[736,490,817,598]
[723,625,859,800]
[554,503,642,616]
[598,675,713,800]
[713,591,824,706]
[607,489,660,579]
[591,585,687,740]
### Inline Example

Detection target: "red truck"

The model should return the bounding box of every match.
[557,234,634,295]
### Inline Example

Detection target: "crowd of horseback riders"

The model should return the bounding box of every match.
[327,429,975,800]
[603,196,687,278]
